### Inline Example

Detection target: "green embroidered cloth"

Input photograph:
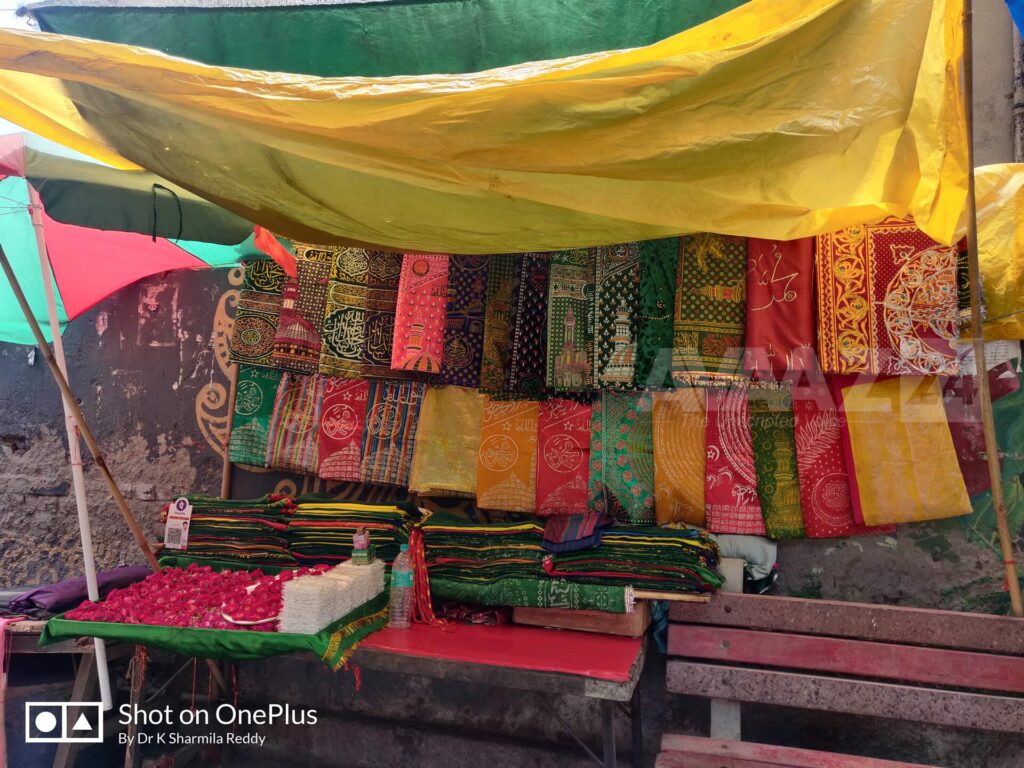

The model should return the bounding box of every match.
[228,260,285,368]
[748,387,805,538]
[547,249,595,391]
[479,254,518,394]
[589,391,656,524]
[228,364,282,467]
[429,576,631,613]
[672,234,748,385]
[41,592,388,669]
[594,243,641,388]
[635,238,679,388]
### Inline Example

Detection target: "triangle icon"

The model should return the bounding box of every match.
[72,713,92,731]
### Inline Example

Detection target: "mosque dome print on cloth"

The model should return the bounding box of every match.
[391,254,449,374]
[476,398,539,513]
[318,377,368,482]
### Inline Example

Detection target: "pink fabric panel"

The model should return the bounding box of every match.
[42,208,203,320]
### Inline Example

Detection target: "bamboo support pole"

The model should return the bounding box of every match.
[0,243,160,572]
[963,0,1023,617]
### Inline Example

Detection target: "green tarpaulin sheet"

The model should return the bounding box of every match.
[30,0,749,77]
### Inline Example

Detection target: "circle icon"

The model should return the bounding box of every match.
[34,711,58,734]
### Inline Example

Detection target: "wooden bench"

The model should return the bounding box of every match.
[659,592,1024,767]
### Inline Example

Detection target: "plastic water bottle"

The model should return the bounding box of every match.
[388,543,414,629]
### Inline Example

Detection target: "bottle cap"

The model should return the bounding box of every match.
[400,544,409,552]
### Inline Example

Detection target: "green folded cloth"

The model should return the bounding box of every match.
[429,576,631,613]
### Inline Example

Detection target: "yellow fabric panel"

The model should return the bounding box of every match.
[840,377,970,526]
[0,0,965,252]
[975,163,1024,340]
[652,388,706,527]
[476,398,539,513]
[408,385,485,497]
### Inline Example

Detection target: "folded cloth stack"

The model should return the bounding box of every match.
[420,512,547,584]
[171,495,297,567]
[542,526,723,594]
[421,512,635,613]
[285,500,416,566]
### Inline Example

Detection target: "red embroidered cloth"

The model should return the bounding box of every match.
[535,398,592,516]
[744,237,815,381]
[392,254,449,374]
[317,377,369,482]
[704,388,766,535]
[816,218,959,376]
[793,375,894,538]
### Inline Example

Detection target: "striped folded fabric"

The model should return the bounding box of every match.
[542,525,722,594]
[171,495,297,567]
[285,500,416,566]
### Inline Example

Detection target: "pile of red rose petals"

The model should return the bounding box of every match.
[66,563,330,631]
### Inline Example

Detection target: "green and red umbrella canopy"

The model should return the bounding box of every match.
[0,132,278,345]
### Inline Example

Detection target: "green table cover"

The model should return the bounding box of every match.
[39,556,390,669]
[40,593,387,670]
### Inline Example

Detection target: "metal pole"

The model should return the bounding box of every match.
[27,187,113,709]
[963,0,1024,617]
[0,243,160,572]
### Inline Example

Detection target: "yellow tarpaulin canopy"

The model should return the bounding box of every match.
[0,0,965,253]
[977,164,1024,340]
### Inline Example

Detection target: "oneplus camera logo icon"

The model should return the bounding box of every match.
[25,702,104,744]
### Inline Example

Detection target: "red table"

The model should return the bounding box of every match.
[362,621,643,682]
[354,621,647,767]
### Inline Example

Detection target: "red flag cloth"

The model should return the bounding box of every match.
[317,377,369,482]
[704,388,766,535]
[392,254,449,374]
[253,226,297,277]
[793,375,895,538]
[535,398,592,516]
[744,237,815,381]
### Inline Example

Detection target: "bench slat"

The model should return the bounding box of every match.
[667,661,1024,732]
[657,735,939,768]
[669,593,1024,654]
[668,625,1024,693]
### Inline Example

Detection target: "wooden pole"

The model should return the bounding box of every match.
[28,186,113,710]
[220,361,238,499]
[962,0,1023,617]
[0,243,160,572]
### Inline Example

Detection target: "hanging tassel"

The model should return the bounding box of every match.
[408,527,444,626]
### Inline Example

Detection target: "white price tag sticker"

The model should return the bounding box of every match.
[164,497,193,550]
